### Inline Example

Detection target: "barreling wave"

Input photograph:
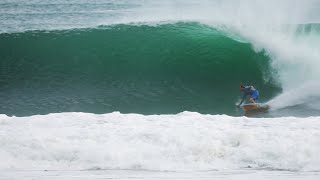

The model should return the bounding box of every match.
[1,0,320,117]
[0,23,279,116]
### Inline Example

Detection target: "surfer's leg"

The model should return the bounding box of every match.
[250,90,259,103]
[254,90,260,100]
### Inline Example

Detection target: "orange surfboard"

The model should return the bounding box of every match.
[242,103,269,111]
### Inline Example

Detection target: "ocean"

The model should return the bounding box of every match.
[0,0,320,179]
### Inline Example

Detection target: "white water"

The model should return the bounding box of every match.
[2,169,320,180]
[0,112,319,171]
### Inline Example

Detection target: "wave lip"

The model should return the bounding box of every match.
[1,0,319,33]
[0,112,319,171]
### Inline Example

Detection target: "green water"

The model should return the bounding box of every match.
[0,23,280,116]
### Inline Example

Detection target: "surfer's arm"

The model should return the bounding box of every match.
[237,95,246,107]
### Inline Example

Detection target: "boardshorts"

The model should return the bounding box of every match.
[251,90,259,100]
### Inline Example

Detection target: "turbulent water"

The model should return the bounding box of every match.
[1,112,320,171]
[0,0,320,175]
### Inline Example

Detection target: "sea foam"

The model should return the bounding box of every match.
[0,112,319,171]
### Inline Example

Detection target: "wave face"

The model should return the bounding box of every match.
[0,23,278,116]
[0,112,319,171]
[1,0,320,117]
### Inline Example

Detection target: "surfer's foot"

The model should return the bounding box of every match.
[249,98,256,103]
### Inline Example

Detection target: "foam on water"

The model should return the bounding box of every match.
[0,112,319,171]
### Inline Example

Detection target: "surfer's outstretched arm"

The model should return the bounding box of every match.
[237,95,246,107]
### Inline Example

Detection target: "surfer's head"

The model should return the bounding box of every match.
[240,84,245,91]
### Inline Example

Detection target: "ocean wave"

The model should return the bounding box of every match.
[0,23,277,116]
[1,0,320,117]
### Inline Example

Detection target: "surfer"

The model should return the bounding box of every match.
[237,85,260,107]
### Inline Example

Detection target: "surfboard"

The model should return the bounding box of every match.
[241,103,269,111]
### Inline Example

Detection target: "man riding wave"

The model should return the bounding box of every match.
[237,85,260,107]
